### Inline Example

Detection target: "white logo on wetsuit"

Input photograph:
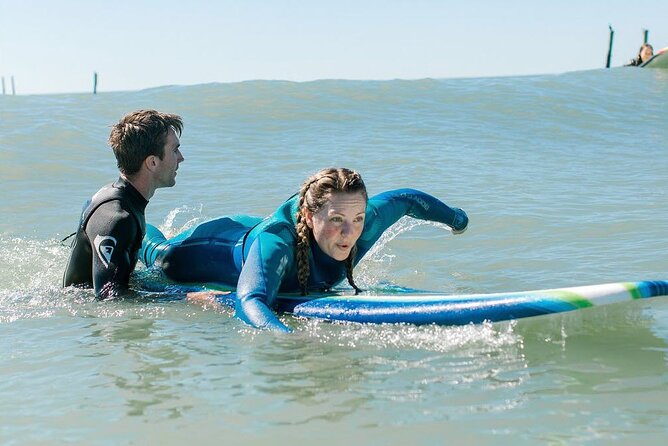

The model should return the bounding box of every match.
[276,254,289,279]
[94,235,117,268]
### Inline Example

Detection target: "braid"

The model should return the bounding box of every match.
[295,181,312,295]
[345,245,362,295]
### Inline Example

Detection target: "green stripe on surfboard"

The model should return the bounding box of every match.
[623,282,643,300]
[549,290,594,309]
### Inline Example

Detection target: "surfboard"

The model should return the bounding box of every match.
[212,280,668,326]
[641,47,668,68]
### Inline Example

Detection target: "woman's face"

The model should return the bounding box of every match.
[305,191,367,261]
[641,46,654,62]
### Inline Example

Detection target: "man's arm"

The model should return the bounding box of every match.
[85,202,138,299]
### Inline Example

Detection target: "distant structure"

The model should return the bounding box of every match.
[1,76,16,95]
[606,25,614,68]
[606,26,652,68]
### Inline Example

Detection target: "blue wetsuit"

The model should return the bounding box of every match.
[141,189,468,332]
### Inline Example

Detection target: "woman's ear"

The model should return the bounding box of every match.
[303,208,314,229]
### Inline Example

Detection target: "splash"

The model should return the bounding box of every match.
[0,236,202,324]
[0,236,68,291]
[0,235,83,323]
[355,216,454,287]
[297,317,522,353]
[159,204,205,237]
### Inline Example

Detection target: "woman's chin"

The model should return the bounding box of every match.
[330,249,351,261]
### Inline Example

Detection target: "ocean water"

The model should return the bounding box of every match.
[1,68,668,445]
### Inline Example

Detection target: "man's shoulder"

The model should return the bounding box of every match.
[87,201,138,233]
[93,198,134,215]
[86,179,144,219]
[90,179,131,202]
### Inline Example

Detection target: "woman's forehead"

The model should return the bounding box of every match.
[322,192,367,213]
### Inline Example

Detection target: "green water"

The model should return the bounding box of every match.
[1,69,668,444]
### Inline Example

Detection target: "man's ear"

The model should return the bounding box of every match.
[145,155,158,172]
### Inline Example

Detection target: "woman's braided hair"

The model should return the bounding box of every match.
[295,168,367,295]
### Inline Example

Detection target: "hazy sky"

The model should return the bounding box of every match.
[1,0,666,95]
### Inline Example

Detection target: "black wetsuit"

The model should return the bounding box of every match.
[63,177,148,299]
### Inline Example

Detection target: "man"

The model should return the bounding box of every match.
[63,109,185,299]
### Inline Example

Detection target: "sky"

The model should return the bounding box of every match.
[1,0,667,95]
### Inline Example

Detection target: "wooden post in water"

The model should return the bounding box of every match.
[11,76,15,95]
[643,29,649,44]
[93,72,98,94]
[1,76,5,95]
[606,25,614,68]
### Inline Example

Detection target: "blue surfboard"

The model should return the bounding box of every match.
[210,280,668,326]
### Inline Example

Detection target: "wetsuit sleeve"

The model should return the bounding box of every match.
[235,232,293,333]
[358,188,468,252]
[85,202,139,299]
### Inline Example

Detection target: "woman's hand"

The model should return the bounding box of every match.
[186,290,230,305]
[450,207,468,234]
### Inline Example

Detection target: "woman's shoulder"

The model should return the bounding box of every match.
[252,195,299,238]
[272,194,299,220]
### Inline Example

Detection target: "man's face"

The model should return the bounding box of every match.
[154,127,184,188]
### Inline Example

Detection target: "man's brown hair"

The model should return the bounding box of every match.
[108,110,183,175]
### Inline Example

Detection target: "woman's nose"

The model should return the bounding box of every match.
[340,221,350,236]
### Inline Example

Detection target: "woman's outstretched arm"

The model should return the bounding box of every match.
[357,188,468,255]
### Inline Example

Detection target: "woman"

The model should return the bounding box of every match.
[141,168,468,332]
[626,43,654,66]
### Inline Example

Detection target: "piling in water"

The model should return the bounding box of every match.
[606,25,614,68]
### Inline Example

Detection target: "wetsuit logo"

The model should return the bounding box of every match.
[94,235,117,268]
[276,254,289,279]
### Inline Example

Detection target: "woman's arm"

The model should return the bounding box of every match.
[235,232,293,333]
[358,188,468,252]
